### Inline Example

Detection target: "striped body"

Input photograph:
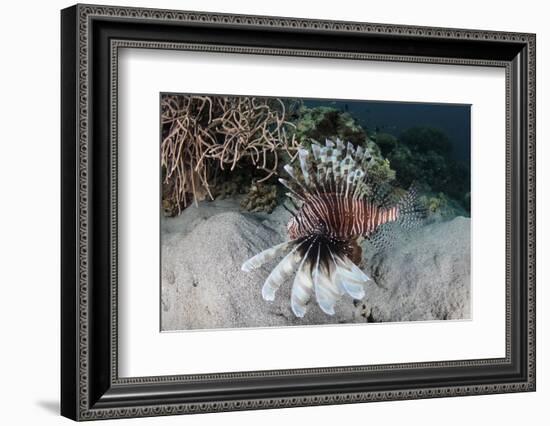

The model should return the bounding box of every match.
[288,193,399,241]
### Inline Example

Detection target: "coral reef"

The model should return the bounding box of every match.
[160,96,469,219]
[240,183,278,213]
[400,126,453,156]
[374,128,470,212]
[161,95,298,215]
[418,192,468,220]
[366,158,396,183]
[374,132,398,157]
[425,192,449,214]
[293,106,367,146]
[209,172,249,200]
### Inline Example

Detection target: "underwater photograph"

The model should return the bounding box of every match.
[160,94,471,331]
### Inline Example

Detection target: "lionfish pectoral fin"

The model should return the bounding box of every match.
[335,273,366,300]
[336,255,370,281]
[313,269,342,315]
[290,257,314,318]
[312,250,341,316]
[333,255,369,299]
[241,239,299,272]
[314,281,337,315]
[261,246,302,301]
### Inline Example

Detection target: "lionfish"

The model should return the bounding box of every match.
[241,138,424,317]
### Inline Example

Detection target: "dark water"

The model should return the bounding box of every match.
[304,99,471,163]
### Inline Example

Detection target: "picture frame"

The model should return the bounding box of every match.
[60,3,536,421]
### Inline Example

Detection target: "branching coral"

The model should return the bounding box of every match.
[161,95,298,215]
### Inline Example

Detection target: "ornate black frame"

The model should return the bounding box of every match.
[61,3,536,421]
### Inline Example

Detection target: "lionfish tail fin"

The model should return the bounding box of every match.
[367,184,426,251]
[396,183,426,230]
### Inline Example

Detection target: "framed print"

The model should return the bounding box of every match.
[60,4,536,421]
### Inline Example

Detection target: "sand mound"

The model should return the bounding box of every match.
[361,216,471,322]
[161,199,471,331]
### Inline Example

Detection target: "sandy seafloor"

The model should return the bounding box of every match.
[160,197,471,331]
